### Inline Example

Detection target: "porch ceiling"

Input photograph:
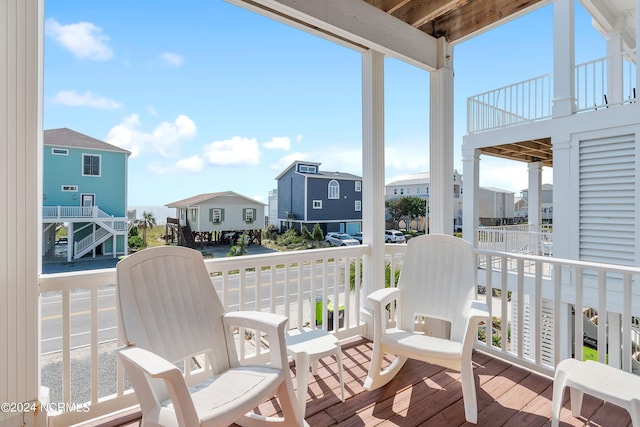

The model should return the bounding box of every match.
[479,137,553,167]
[361,0,547,43]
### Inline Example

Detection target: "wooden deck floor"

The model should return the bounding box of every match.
[97,338,632,427]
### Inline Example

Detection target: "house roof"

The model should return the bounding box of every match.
[166,191,266,208]
[275,160,362,181]
[482,186,514,194]
[44,128,130,154]
[312,170,362,180]
[387,172,431,187]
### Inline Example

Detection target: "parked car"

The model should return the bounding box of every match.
[325,232,360,246]
[385,229,406,243]
[351,232,363,244]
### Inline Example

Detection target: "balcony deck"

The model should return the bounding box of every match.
[93,338,632,427]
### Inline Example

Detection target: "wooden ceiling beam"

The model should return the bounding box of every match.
[392,0,466,29]
[362,0,412,14]
[419,0,544,42]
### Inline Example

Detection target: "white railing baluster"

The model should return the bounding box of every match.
[62,289,71,403]
[623,273,633,371]
[575,267,584,361]
[91,287,98,403]
[597,270,607,363]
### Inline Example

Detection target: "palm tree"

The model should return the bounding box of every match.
[136,211,157,247]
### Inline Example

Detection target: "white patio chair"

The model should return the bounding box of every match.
[364,234,489,424]
[116,246,305,427]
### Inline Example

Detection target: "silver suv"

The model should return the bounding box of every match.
[385,229,406,243]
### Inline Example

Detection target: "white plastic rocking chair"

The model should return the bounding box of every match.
[116,246,306,427]
[364,234,489,424]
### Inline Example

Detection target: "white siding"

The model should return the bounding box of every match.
[579,134,635,265]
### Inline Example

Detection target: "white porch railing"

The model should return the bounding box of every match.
[477,224,553,255]
[468,53,637,134]
[474,249,640,378]
[38,243,640,425]
[43,205,128,232]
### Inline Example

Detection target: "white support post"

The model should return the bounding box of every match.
[461,147,480,246]
[552,0,575,117]
[606,23,624,106]
[67,222,74,262]
[528,161,542,254]
[361,49,386,338]
[429,38,454,235]
[552,138,572,259]
[0,0,45,425]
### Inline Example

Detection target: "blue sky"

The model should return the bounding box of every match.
[43,1,604,207]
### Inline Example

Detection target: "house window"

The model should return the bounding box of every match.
[313,200,322,209]
[406,188,411,195]
[355,200,361,211]
[355,181,361,192]
[210,208,224,223]
[416,187,421,194]
[190,208,197,222]
[61,185,78,192]
[393,188,397,195]
[298,164,317,173]
[425,187,429,195]
[243,208,256,223]
[400,188,404,195]
[82,154,101,176]
[52,148,68,155]
[328,180,339,199]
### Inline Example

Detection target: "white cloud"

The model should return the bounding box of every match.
[176,155,204,173]
[45,18,113,61]
[270,152,310,170]
[263,136,291,150]
[295,134,303,143]
[52,90,122,109]
[203,136,260,166]
[159,52,184,67]
[106,114,197,158]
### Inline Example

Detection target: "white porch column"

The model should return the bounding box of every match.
[461,147,480,246]
[606,23,624,106]
[429,38,454,234]
[552,0,575,117]
[1,0,44,425]
[361,49,386,321]
[67,222,74,262]
[552,138,572,259]
[528,161,542,254]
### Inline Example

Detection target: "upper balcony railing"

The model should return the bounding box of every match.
[43,205,129,232]
[38,243,640,426]
[468,53,637,134]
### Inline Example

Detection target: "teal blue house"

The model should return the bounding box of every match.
[43,128,131,260]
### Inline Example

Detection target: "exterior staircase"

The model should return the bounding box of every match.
[180,219,196,248]
[74,228,113,259]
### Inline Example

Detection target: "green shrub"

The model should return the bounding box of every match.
[128,235,143,249]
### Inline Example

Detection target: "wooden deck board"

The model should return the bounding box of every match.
[95,338,633,427]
